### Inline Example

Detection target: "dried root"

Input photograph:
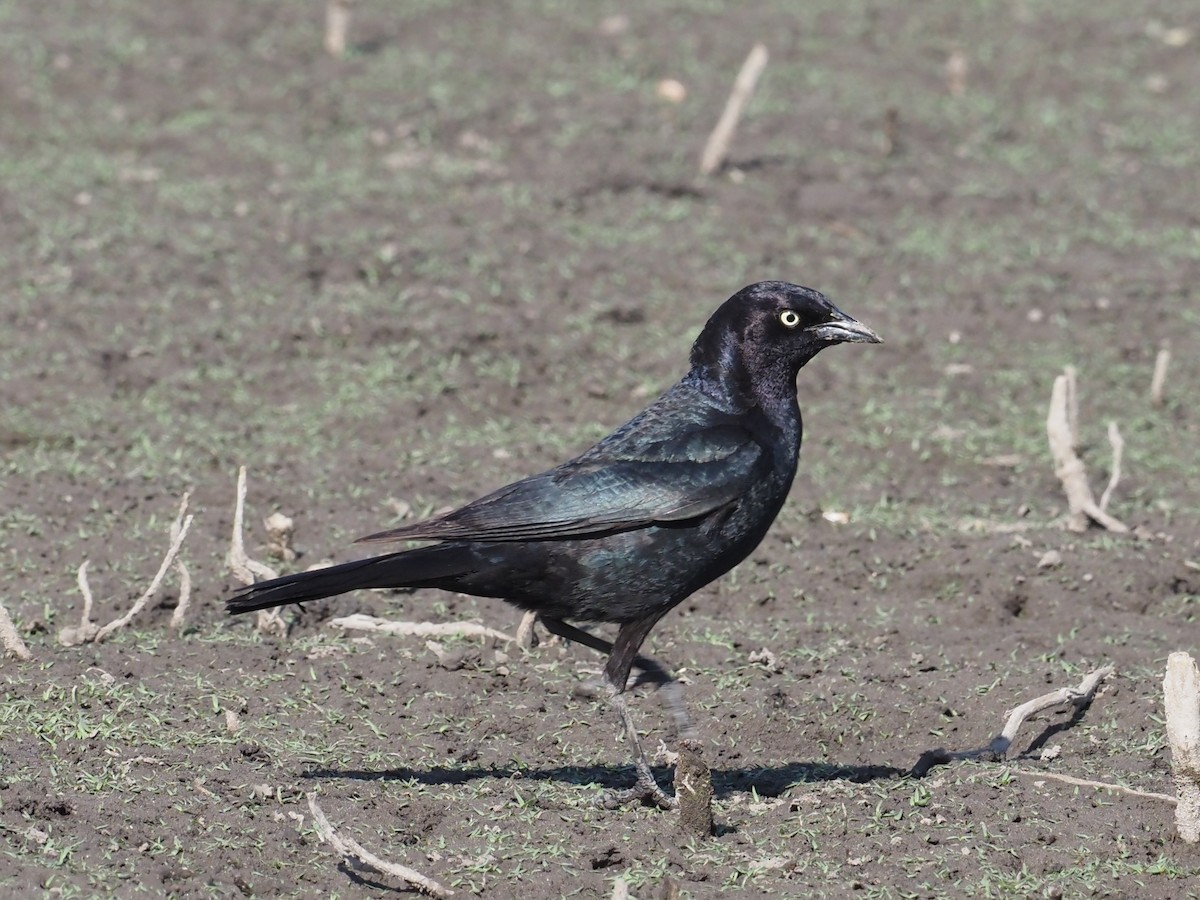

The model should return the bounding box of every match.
[699,43,769,175]
[1098,420,1124,514]
[227,467,287,637]
[1000,654,1200,812]
[1008,768,1175,804]
[944,49,969,96]
[1165,651,1200,841]
[913,665,1116,775]
[307,793,452,897]
[264,512,296,562]
[328,613,514,643]
[325,0,352,57]
[59,493,193,646]
[1045,367,1127,533]
[0,602,33,660]
[169,503,194,630]
[514,610,540,650]
[1150,345,1171,406]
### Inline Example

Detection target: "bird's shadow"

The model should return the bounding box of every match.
[304,713,1089,798]
[304,759,907,800]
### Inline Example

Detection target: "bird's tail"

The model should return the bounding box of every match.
[226,545,462,614]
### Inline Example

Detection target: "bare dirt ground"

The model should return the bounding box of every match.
[2,2,1199,897]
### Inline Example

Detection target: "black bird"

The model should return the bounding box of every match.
[228,281,881,807]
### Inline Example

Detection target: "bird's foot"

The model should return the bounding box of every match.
[599,773,678,811]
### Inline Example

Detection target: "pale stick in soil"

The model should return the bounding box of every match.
[1150,344,1170,406]
[944,49,969,96]
[307,793,452,898]
[264,511,296,562]
[878,107,901,158]
[59,493,194,646]
[1008,768,1175,804]
[327,612,514,643]
[955,517,1048,535]
[0,601,32,660]
[169,503,193,630]
[1046,367,1127,533]
[913,665,1116,775]
[699,43,769,175]
[514,610,540,650]
[325,0,352,57]
[1098,421,1124,515]
[227,467,287,637]
[1164,651,1200,842]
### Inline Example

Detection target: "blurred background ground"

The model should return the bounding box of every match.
[1,1,1198,896]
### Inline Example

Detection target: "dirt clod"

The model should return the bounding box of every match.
[675,739,714,838]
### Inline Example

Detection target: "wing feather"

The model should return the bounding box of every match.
[358,424,764,544]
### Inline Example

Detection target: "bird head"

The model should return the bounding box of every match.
[688,281,881,408]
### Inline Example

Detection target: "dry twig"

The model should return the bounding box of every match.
[699,43,769,175]
[1045,368,1127,533]
[1009,767,1176,804]
[944,49,969,96]
[169,501,193,629]
[169,557,192,630]
[227,467,287,637]
[1150,345,1171,406]
[307,793,452,897]
[955,517,1047,535]
[514,610,539,650]
[227,468,279,584]
[0,602,32,661]
[1064,365,1080,450]
[325,0,352,57]
[1164,651,1200,841]
[60,494,194,646]
[264,512,296,562]
[1098,421,1124,513]
[914,665,1116,775]
[879,107,901,157]
[328,613,514,643]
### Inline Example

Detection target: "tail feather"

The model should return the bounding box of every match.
[226,545,463,614]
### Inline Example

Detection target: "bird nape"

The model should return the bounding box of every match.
[227,281,881,809]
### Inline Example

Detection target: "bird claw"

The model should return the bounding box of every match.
[598,775,678,811]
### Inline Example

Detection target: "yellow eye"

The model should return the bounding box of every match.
[779,310,801,328]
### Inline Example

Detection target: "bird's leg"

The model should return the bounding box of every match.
[541,617,695,740]
[599,680,676,809]
[625,656,697,742]
[598,615,678,810]
[540,616,615,655]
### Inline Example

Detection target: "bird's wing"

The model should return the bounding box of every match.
[358,423,766,544]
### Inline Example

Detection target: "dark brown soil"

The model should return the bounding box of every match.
[2,2,1199,897]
